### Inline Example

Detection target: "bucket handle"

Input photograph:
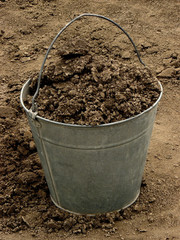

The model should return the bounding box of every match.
[31,13,145,112]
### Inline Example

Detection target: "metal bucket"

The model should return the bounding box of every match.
[20,14,163,215]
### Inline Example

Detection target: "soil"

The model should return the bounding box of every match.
[0,0,180,240]
[27,43,161,125]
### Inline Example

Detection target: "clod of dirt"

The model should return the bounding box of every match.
[22,211,43,228]
[58,39,89,57]
[27,41,161,126]
[0,106,17,118]
[46,219,62,230]
[63,217,77,231]
[17,172,38,184]
[157,67,175,78]
[29,140,36,150]
[163,58,172,65]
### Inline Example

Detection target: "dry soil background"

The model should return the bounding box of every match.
[0,0,180,240]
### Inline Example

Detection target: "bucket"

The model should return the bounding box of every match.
[20,14,163,215]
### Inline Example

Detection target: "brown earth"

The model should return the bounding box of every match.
[27,46,161,125]
[0,0,180,240]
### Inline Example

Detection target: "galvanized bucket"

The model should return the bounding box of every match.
[20,14,163,215]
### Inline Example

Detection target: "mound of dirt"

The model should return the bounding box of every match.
[0,134,143,234]
[27,40,161,125]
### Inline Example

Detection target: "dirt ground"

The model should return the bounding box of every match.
[0,0,180,239]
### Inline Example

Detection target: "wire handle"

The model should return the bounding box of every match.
[31,13,145,112]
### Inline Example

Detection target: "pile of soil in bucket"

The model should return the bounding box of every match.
[27,39,161,125]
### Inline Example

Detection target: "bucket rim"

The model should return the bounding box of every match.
[20,79,163,128]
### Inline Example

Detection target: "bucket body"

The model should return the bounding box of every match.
[21,79,162,215]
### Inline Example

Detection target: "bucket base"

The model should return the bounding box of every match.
[50,190,140,216]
